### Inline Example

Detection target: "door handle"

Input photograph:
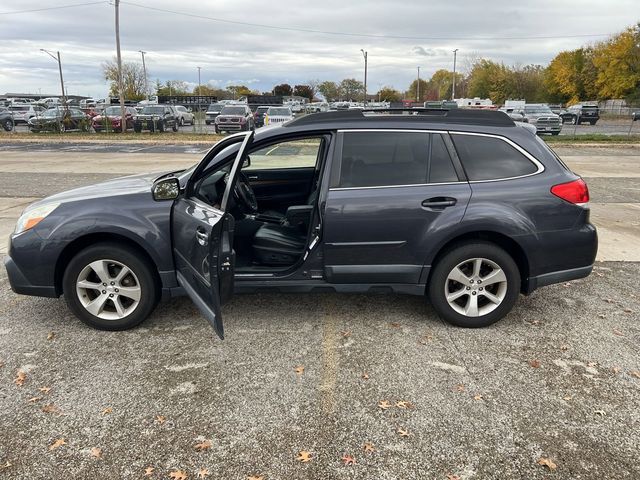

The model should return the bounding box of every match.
[247,175,258,180]
[421,197,457,208]
[195,228,208,245]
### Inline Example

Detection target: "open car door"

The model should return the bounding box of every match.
[172,132,254,339]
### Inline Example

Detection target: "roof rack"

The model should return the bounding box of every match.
[285,108,515,127]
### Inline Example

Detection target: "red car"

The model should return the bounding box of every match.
[92,106,137,132]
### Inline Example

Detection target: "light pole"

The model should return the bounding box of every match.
[40,49,66,107]
[139,50,148,100]
[451,48,459,101]
[197,66,201,95]
[417,66,421,103]
[360,49,368,106]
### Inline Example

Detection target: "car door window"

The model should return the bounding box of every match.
[245,138,322,170]
[429,134,459,183]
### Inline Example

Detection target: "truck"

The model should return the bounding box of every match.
[246,95,282,112]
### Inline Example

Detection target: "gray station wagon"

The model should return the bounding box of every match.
[5,109,597,338]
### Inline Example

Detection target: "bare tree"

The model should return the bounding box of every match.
[102,58,147,100]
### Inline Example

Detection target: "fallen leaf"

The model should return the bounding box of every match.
[529,359,541,368]
[144,466,154,476]
[49,438,66,451]
[361,372,369,380]
[623,308,633,313]
[559,344,569,351]
[563,282,571,287]
[155,415,166,424]
[604,298,614,303]
[194,439,212,451]
[455,384,465,392]
[473,394,483,401]
[197,468,210,478]
[389,322,401,328]
[597,314,606,319]
[395,400,414,409]
[102,407,113,415]
[47,332,55,340]
[612,367,621,374]
[90,447,102,459]
[247,476,264,480]
[41,404,61,414]
[613,329,625,337]
[630,371,640,379]
[587,362,597,367]
[294,366,304,375]
[297,450,312,462]
[528,319,540,325]
[563,396,572,401]
[27,397,41,403]
[0,461,11,470]
[537,457,557,470]
[341,453,356,465]
[169,470,187,480]
[595,272,604,277]
[39,386,51,394]
[378,400,392,410]
[363,442,375,453]
[594,410,606,416]
[397,427,411,437]
[14,370,26,386]
[446,475,461,480]
[340,330,351,337]
[418,334,433,344]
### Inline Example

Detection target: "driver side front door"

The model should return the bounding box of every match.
[171,132,253,339]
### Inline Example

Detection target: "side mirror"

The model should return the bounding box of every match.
[152,177,180,201]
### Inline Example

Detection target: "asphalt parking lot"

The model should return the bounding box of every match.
[0,143,639,479]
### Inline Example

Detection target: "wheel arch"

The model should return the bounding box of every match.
[426,230,530,294]
[54,232,162,296]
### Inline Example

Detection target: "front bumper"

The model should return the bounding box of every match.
[4,254,57,298]
[215,123,244,131]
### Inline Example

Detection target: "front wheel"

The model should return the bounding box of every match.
[172,121,178,132]
[428,242,520,328]
[3,118,14,131]
[62,243,159,330]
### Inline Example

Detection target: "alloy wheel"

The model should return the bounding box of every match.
[444,257,508,317]
[75,259,141,320]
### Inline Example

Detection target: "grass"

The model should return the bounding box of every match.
[0,131,223,143]
[544,134,640,144]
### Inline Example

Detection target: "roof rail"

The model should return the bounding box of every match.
[285,108,515,127]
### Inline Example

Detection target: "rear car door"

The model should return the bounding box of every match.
[323,130,472,284]
[172,132,253,338]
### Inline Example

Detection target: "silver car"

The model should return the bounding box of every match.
[173,105,195,126]
[515,104,561,135]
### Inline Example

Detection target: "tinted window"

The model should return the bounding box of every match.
[452,134,538,181]
[429,134,458,183]
[339,132,428,188]
[221,106,246,115]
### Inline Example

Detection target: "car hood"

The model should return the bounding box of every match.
[33,171,169,207]
[93,115,122,121]
[217,115,245,119]
[526,112,560,120]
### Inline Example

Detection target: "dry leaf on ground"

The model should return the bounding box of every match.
[90,447,102,459]
[39,386,51,394]
[47,332,55,340]
[341,454,356,465]
[41,404,61,414]
[630,371,640,379]
[49,438,66,451]
[446,475,461,480]
[389,322,401,328]
[102,407,113,415]
[378,400,392,410]
[1,461,12,470]
[297,450,312,462]
[613,329,625,336]
[169,470,187,480]
[395,400,414,409]
[473,394,483,401]
[194,440,212,451]
[197,468,210,478]
[538,457,557,470]
[363,442,375,453]
[144,466,154,476]
[340,330,351,337]
[247,476,264,480]
[14,371,26,386]
[294,366,304,375]
[27,397,41,403]
[397,427,411,437]
[155,415,166,424]
[529,359,541,368]
[455,384,465,392]
[361,372,369,380]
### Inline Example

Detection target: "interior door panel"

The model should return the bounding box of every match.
[246,167,315,212]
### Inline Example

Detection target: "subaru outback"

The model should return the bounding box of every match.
[5,109,597,339]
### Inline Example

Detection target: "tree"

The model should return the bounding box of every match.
[318,81,340,101]
[428,69,465,100]
[376,86,402,102]
[307,79,320,100]
[406,78,429,102]
[467,59,504,100]
[592,25,640,101]
[225,85,251,98]
[339,78,364,101]
[102,58,147,100]
[293,84,313,100]
[273,83,293,96]
[545,49,597,104]
[156,80,189,96]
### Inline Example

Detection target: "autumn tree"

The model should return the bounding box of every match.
[467,59,504,99]
[293,84,313,100]
[318,81,340,101]
[226,85,252,98]
[307,79,320,100]
[428,69,464,100]
[406,78,429,102]
[156,80,189,96]
[339,78,364,101]
[545,49,597,104]
[102,59,147,100]
[273,83,293,96]
[592,25,640,101]
[376,86,402,102]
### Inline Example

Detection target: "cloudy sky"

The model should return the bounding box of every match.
[0,0,636,98]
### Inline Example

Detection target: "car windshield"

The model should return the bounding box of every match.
[10,106,29,111]
[142,106,164,114]
[525,106,552,114]
[208,104,223,111]
[256,107,269,114]
[221,106,246,115]
[582,106,598,110]
[268,108,291,116]
[104,106,121,115]
[42,109,60,118]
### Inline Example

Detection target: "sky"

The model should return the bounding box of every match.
[0,0,637,98]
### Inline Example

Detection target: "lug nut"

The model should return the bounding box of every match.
[472,291,477,295]
[115,288,119,292]
[466,286,471,290]
[477,280,482,284]
[470,279,474,284]
[102,283,107,286]
[110,281,115,285]
[101,290,106,294]
[109,294,114,298]
[479,287,483,291]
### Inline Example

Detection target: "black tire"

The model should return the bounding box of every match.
[428,242,521,328]
[62,243,159,331]
[179,117,185,126]
[205,120,211,125]
[551,131,560,136]
[568,116,577,125]
[3,118,14,131]
[172,121,178,132]
[134,125,142,133]
[158,121,165,133]
[589,120,597,125]
[213,125,219,134]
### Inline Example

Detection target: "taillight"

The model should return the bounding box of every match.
[551,178,589,205]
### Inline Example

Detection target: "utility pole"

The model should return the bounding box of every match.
[197,66,201,94]
[114,0,126,133]
[417,66,421,103]
[139,50,148,100]
[40,49,67,109]
[360,49,368,106]
[452,48,459,101]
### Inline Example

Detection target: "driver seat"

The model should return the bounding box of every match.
[253,223,307,266]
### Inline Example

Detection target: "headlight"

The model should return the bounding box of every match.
[14,203,60,234]
[153,116,160,120]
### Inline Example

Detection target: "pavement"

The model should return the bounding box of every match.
[0,143,639,479]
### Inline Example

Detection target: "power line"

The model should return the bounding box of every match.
[0,1,107,15]
[121,1,611,41]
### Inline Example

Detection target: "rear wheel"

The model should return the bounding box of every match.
[157,120,165,133]
[62,243,159,330]
[172,121,178,132]
[428,242,520,328]
[568,116,577,125]
[179,117,185,126]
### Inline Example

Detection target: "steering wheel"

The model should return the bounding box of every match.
[233,172,258,214]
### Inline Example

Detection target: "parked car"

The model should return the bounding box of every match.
[173,105,195,126]
[253,106,270,128]
[498,107,527,122]
[514,104,561,135]
[214,105,254,133]
[0,107,15,131]
[559,104,600,125]
[27,107,90,132]
[133,105,178,133]
[205,103,224,125]
[9,104,44,124]
[92,106,137,132]
[264,106,294,127]
[5,109,597,338]
[632,111,639,121]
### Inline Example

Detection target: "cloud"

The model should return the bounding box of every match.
[412,46,437,57]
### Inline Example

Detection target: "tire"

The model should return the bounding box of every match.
[3,118,14,131]
[568,116,577,125]
[205,120,211,125]
[172,121,178,132]
[179,117,185,126]
[134,125,142,133]
[589,120,597,125]
[213,126,219,134]
[58,122,66,133]
[551,131,560,136]
[62,243,159,331]
[158,121,165,133]
[428,242,521,328]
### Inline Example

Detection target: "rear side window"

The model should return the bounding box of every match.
[429,134,458,183]
[451,134,538,181]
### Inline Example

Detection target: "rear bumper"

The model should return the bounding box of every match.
[525,264,593,293]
